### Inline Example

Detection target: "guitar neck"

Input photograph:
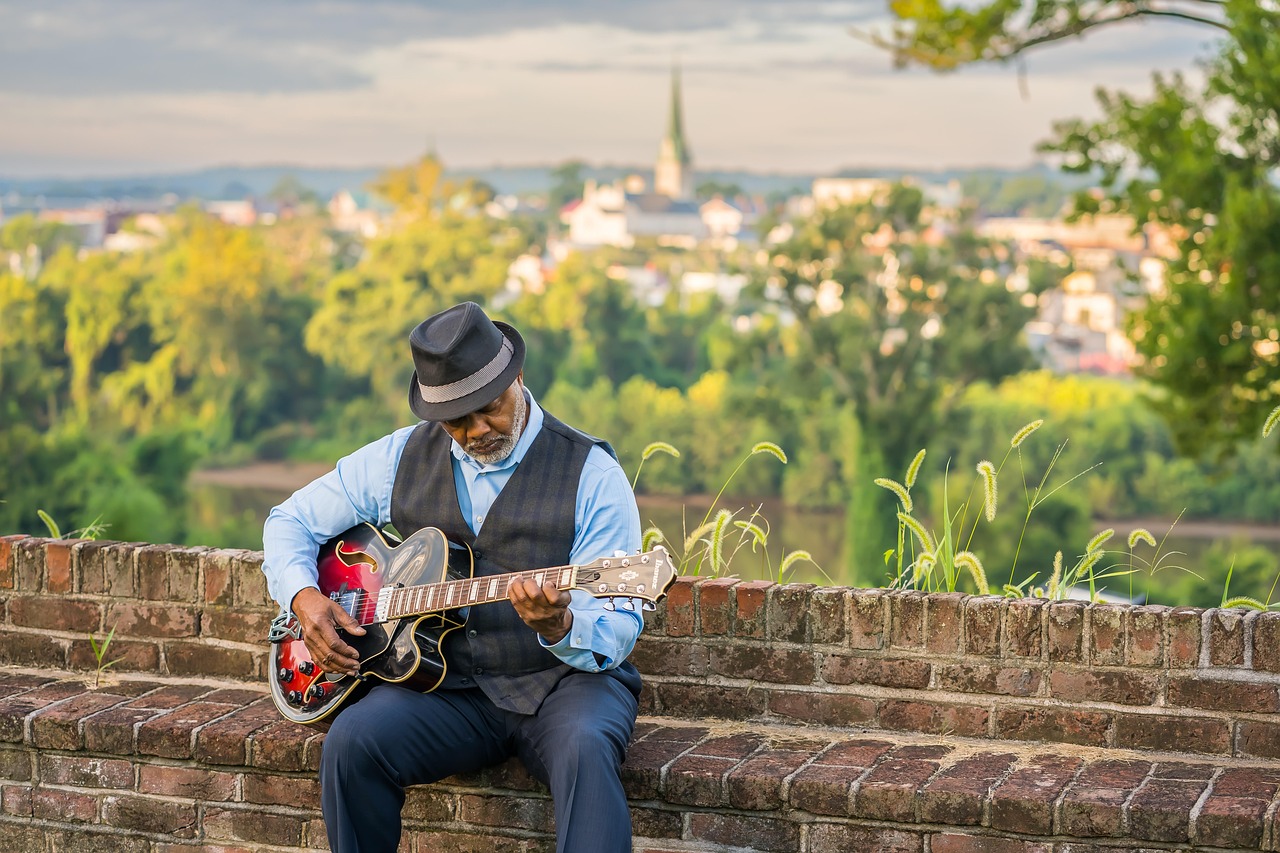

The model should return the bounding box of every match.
[378,565,576,622]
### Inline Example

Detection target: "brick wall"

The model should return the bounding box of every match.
[2,533,1279,851]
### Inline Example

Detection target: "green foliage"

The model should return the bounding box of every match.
[88,624,120,688]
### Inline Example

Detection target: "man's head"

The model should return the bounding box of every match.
[407,302,528,462]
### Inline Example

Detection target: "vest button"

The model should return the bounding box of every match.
[473,667,484,675]
[468,629,477,638]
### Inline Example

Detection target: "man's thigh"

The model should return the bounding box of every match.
[324,684,512,786]
[512,672,639,785]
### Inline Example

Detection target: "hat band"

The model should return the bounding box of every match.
[416,337,514,405]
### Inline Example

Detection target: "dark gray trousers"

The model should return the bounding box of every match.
[319,673,639,853]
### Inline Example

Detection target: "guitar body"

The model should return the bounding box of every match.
[269,523,468,725]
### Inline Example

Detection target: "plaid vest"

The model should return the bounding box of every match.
[390,406,613,714]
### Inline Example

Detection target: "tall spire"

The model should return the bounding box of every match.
[655,61,695,199]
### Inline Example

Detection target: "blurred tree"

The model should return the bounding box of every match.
[548,160,587,211]
[876,0,1279,457]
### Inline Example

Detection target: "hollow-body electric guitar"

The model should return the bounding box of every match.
[268,523,674,724]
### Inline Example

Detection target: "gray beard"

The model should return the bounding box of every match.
[466,390,527,465]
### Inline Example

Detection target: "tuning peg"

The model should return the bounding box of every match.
[642,601,657,612]
[622,600,636,612]
[602,600,616,611]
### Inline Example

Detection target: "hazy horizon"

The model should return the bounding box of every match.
[3,0,1223,178]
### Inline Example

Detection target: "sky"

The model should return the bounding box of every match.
[0,0,1224,178]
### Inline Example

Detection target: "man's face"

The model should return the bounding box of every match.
[439,376,527,465]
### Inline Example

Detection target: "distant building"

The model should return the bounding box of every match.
[205,199,258,227]
[811,177,891,209]
[327,191,387,238]
[654,65,694,200]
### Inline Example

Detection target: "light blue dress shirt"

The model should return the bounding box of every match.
[262,391,644,672]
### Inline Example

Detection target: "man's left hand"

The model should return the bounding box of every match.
[509,579,573,644]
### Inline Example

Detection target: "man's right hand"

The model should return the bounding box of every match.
[291,587,366,676]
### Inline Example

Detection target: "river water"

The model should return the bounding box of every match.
[189,469,1280,605]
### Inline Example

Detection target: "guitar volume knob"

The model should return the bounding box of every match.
[287,690,303,705]
[298,661,316,676]
[278,667,294,683]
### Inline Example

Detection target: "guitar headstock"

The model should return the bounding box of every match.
[573,546,675,607]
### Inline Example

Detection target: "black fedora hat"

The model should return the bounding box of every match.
[406,302,526,422]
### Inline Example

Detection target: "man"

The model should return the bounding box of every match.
[262,301,644,853]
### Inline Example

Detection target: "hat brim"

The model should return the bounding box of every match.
[407,321,526,422]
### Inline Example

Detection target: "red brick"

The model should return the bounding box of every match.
[1195,794,1270,848]
[1253,611,1280,673]
[995,706,1110,748]
[734,579,771,638]
[0,680,86,741]
[41,755,134,788]
[249,719,318,771]
[0,628,68,669]
[9,595,102,632]
[459,793,554,832]
[822,654,930,689]
[203,550,237,606]
[1059,784,1131,837]
[14,538,48,590]
[809,825,922,853]
[33,787,99,822]
[67,637,161,673]
[665,752,740,806]
[815,738,897,767]
[201,606,275,644]
[402,786,453,822]
[46,540,74,593]
[1167,675,1279,713]
[931,835,1051,853]
[1004,598,1044,659]
[2,784,31,816]
[854,755,945,821]
[102,542,139,597]
[989,754,1083,834]
[30,689,134,749]
[232,551,272,607]
[243,772,321,806]
[687,812,798,852]
[725,747,813,810]
[1048,669,1158,706]
[1127,605,1167,666]
[890,591,925,649]
[630,637,708,677]
[139,764,237,800]
[768,582,815,643]
[1127,777,1207,842]
[926,592,965,655]
[0,747,31,781]
[0,535,27,589]
[879,699,990,738]
[73,540,110,594]
[809,587,847,644]
[630,806,681,840]
[1046,601,1085,662]
[1088,603,1127,665]
[165,641,259,679]
[654,682,766,720]
[137,544,176,599]
[137,700,240,758]
[697,578,737,635]
[933,663,1040,697]
[621,726,707,799]
[964,596,1003,657]
[104,602,197,638]
[1114,713,1229,754]
[768,689,877,727]
[168,546,207,602]
[789,763,861,815]
[1209,608,1247,666]
[103,794,198,836]
[708,645,813,684]
[409,829,533,853]
[204,805,306,846]
[919,751,1018,825]
[1237,719,1280,760]
[849,587,887,649]
[1168,607,1203,667]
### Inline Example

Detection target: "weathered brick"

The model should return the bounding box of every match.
[103,542,139,597]
[854,755,945,822]
[402,786,453,822]
[14,538,48,590]
[1004,597,1043,659]
[243,771,321,806]
[166,641,259,679]
[32,786,99,822]
[139,763,237,800]
[202,606,275,644]
[0,535,28,590]
[849,587,887,650]
[621,725,707,799]
[168,546,207,603]
[995,706,1110,748]
[768,582,814,643]
[1114,713,1229,755]
[1237,719,1280,760]
[1209,608,1248,667]
[459,793,554,832]
[654,682,766,720]
[1168,675,1279,713]
[202,549,238,606]
[1195,793,1270,848]
[67,637,161,673]
[890,591,925,649]
[2,784,32,816]
[73,539,110,594]
[934,663,1040,697]
[697,578,737,636]
[725,747,813,810]
[1046,601,1085,662]
[45,539,74,593]
[809,825,922,853]
[767,690,877,727]
[0,680,86,741]
[1168,607,1203,667]
[1049,669,1158,706]
[0,629,68,669]
[1059,785,1131,837]
[926,592,965,655]
[137,544,177,599]
[964,596,1003,657]
[879,699,989,738]
[9,595,102,632]
[629,637,708,677]
[919,751,1018,825]
[250,719,320,772]
[204,805,306,846]
[687,812,799,852]
[989,754,1083,834]
[137,700,240,758]
[103,794,198,836]
[822,654,930,689]
[0,822,45,851]
[709,645,813,684]
[1089,604,1126,666]
[789,762,859,815]
[1127,777,1207,842]
[104,601,197,639]
[231,551,271,607]
[809,586,847,644]
[665,752,740,806]
[40,754,134,788]
[1127,604,1167,666]
[0,747,32,781]
[734,579,771,639]
[83,704,161,754]
[30,689,134,749]
[931,835,1051,853]
[1254,611,1280,673]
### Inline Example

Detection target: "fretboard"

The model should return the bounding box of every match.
[359,566,577,625]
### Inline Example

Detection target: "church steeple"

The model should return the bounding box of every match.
[655,63,694,199]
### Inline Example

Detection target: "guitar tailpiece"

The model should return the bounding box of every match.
[267,612,302,643]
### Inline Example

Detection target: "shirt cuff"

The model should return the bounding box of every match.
[540,605,608,672]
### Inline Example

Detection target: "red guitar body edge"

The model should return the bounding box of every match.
[269,523,469,725]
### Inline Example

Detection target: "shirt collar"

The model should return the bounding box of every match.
[448,387,544,473]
